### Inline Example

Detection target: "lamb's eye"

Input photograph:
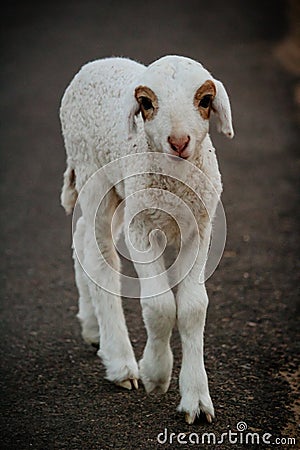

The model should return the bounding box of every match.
[199,95,212,109]
[140,97,153,110]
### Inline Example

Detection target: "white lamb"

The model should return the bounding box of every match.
[60,55,234,424]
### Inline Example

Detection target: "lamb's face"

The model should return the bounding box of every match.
[128,56,234,160]
[135,76,216,160]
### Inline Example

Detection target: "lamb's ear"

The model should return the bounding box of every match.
[212,79,234,139]
[125,85,140,139]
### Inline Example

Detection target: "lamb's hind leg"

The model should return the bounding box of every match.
[78,188,138,389]
[139,290,176,394]
[73,216,99,346]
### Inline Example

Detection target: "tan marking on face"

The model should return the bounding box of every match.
[194,80,216,119]
[135,85,158,121]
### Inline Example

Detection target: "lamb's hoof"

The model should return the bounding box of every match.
[206,413,213,423]
[139,357,172,394]
[141,377,170,394]
[116,378,139,390]
[185,412,213,425]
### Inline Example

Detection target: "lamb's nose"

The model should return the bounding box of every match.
[168,135,190,154]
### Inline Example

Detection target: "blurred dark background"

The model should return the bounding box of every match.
[1,1,299,448]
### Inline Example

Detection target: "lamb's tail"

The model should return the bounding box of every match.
[61,166,78,215]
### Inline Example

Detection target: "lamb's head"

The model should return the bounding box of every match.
[127,55,234,160]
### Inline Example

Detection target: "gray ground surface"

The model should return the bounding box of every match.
[1,1,299,449]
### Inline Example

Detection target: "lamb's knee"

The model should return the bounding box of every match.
[177,289,208,335]
[141,292,176,337]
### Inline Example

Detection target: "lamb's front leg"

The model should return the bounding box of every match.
[176,238,214,424]
[87,282,139,390]
[73,184,139,390]
[80,223,138,389]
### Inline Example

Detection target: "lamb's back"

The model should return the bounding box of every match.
[60,58,145,172]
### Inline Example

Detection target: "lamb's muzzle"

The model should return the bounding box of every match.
[168,134,190,158]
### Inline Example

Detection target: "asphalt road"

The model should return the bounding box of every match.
[1,1,299,449]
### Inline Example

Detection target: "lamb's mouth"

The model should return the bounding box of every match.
[168,153,190,161]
